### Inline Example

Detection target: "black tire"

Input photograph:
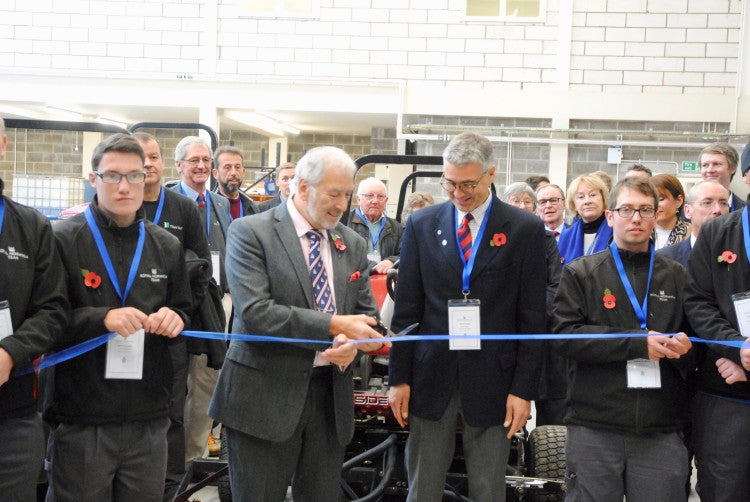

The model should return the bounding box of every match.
[527,425,566,502]
[218,428,232,502]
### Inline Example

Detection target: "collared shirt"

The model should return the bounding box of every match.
[287,196,336,366]
[179,181,203,201]
[546,222,565,240]
[364,213,385,252]
[690,233,697,249]
[456,188,492,244]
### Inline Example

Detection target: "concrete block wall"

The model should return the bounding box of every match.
[0,0,741,93]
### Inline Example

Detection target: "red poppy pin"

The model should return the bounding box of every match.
[603,288,616,309]
[489,232,507,248]
[82,269,102,289]
[717,250,737,269]
[349,270,361,282]
[331,232,347,252]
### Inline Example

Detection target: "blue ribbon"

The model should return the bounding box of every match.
[152,186,166,226]
[84,206,145,306]
[356,208,387,250]
[11,330,749,377]
[454,195,493,294]
[743,206,750,265]
[0,197,4,237]
[609,242,655,330]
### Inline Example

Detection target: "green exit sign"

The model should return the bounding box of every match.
[681,161,699,172]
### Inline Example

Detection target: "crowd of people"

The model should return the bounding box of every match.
[1,117,750,502]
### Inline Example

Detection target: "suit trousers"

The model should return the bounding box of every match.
[692,391,750,502]
[225,366,346,502]
[45,417,169,502]
[565,425,687,502]
[405,391,511,502]
[164,338,188,499]
[0,412,45,502]
[183,353,219,464]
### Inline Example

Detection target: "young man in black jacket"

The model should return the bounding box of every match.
[552,176,693,502]
[0,117,69,502]
[46,133,192,502]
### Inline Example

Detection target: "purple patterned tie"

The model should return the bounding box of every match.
[457,213,474,262]
[306,230,335,313]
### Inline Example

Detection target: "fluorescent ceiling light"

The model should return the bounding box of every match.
[95,116,129,128]
[45,105,85,120]
[225,110,300,137]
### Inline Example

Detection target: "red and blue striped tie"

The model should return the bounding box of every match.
[458,213,473,262]
[306,230,335,313]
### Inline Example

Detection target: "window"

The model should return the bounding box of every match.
[465,0,545,22]
[240,0,319,18]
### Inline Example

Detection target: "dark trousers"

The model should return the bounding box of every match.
[46,417,170,502]
[565,425,687,502]
[0,412,45,502]
[692,391,750,502]
[164,340,188,500]
[226,366,346,502]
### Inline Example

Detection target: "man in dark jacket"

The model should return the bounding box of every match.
[46,133,192,501]
[552,176,693,502]
[0,117,69,502]
[348,176,403,274]
[212,145,258,220]
[685,187,750,501]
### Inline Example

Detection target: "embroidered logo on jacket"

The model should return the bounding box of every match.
[649,290,676,302]
[0,246,29,260]
[139,268,168,283]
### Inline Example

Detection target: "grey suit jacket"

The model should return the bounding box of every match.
[208,201,378,445]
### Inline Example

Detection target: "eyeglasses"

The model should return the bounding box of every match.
[95,171,147,184]
[508,198,534,208]
[611,206,656,219]
[697,199,730,209]
[538,197,563,206]
[360,193,387,201]
[181,157,212,166]
[440,175,485,193]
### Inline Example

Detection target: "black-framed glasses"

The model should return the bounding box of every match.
[95,171,147,184]
[611,206,656,219]
[440,174,485,193]
[538,197,563,206]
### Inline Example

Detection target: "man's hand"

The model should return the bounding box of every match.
[104,307,148,337]
[504,394,530,439]
[330,314,390,353]
[145,307,184,338]
[0,348,13,387]
[322,334,357,367]
[387,383,410,427]
[741,342,750,372]
[716,357,748,384]
[646,331,691,361]
[372,259,394,275]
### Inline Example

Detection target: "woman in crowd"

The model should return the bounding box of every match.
[558,174,612,267]
[650,173,690,250]
[401,191,434,221]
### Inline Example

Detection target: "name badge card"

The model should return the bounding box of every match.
[448,299,481,350]
[732,291,750,338]
[367,251,381,264]
[627,358,661,388]
[211,251,221,287]
[0,300,12,341]
[105,329,145,380]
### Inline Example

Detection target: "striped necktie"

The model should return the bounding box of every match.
[458,213,474,262]
[306,230,335,313]
[196,193,205,208]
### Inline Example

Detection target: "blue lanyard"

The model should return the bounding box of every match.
[454,195,493,295]
[180,184,211,239]
[152,187,165,226]
[730,196,735,212]
[356,208,387,249]
[609,241,654,330]
[0,198,5,237]
[84,206,145,306]
[742,206,750,264]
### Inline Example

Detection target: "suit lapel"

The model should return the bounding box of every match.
[468,196,506,279]
[436,202,464,277]
[329,225,349,312]
[273,205,316,310]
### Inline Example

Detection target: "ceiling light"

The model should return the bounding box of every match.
[44,105,85,120]
[225,110,301,137]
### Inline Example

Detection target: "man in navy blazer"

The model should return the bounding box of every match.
[388,132,546,501]
[658,180,730,268]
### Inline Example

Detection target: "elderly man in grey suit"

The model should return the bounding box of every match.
[209,146,388,501]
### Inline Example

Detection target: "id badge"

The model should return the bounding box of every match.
[626,358,661,388]
[0,300,12,341]
[105,329,145,380]
[367,251,381,264]
[448,299,481,350]
[211,251,221,287]
[731,291,750,338]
